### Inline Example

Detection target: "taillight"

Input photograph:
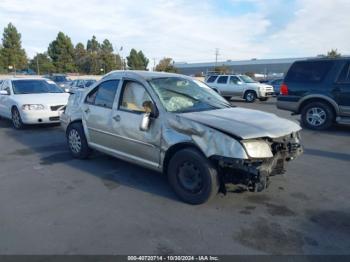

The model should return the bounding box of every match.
[280,83,289,95]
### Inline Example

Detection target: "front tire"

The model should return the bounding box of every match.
[12,107,24,129]
[168,148,219,205]
[66,122,91,159]
[244,91,257,103]
[301,102,334,130]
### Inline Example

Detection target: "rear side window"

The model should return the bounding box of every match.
[86,80,119,108]
[206,75,218,83]
[217,76,228,84]
[337,62,350,83]
[285,61,333,83]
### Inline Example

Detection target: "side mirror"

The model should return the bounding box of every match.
[237,81,243,85]
[0,90,9,95]
[140,112,151,131]
[142,100,158,117]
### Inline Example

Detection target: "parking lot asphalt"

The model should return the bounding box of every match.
[0,98,349,255]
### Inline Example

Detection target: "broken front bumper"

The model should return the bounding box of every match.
[214,133,303,192]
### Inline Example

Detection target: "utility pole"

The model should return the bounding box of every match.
[153,58,156,71]
[215,48,220,68]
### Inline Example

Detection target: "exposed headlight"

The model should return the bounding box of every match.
[241,140,273,158]
[22,104,45,110]
[260,86,266,91]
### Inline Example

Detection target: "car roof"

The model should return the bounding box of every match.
[102,70,192,81]
[8,77,51,81]
[209,74,243,77]
[301,57,350,63]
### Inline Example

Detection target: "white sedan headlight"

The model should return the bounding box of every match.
[22,104,45,110]
[241,140,273,158]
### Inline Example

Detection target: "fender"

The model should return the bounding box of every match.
[298,94,340,114]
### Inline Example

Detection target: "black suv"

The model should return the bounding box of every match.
[277,58,350,130]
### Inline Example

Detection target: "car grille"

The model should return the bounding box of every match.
[49,116,60,121]
[50,105,65,111]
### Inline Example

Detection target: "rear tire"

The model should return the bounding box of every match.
[11,107,24,129]
[244,91,257,103]
[167,148,219,205]
[301,102,334,130]
[66,122,91,159]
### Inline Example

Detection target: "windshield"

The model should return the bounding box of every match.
[12,80,64,94]
[148,77,231,113]
[53,76,68,82]
[85,80,96,87]
[240,75,257,83]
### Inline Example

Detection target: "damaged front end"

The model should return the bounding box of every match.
[213,132,303,193]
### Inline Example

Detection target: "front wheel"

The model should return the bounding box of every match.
[244,91,257,103]
[66,122,91,159]
[167,148,219,205]
[301,102,334,130]
[12,107,24,129]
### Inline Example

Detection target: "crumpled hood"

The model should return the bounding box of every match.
[13,93,70,106]
[180,107,301,139]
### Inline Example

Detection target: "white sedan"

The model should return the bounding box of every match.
[0,78,70,129]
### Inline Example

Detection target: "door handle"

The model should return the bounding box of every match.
[113,115,121,122]
[84,108,90,113]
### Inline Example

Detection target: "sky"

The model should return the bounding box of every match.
[0,0,349,63]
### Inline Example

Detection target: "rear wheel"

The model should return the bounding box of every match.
[168,148,219,205]
[66,122,91,159]
[12,107,24,129]
[301,102,334,130]
[244,91,257,103]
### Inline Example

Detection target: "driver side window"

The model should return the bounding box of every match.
[119,82,152,113]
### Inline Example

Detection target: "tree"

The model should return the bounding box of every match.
[127,49,149,70]
[155,57,177,72]
[85,36,102,74]
[138,50,149,70]
[29,53,55,74]
[100,39,121,72]
[326,49,341,58]
[87,35,100,53]
[74,42,88,73]
[48,32,76,72]
[0,23,28,71]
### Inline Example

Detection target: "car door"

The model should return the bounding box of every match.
[333,61,350,116]
[215,76,230,96]
[0,80,12,118]
[110,80,161,168]
[82,79,120,148]
[229,76,244,96]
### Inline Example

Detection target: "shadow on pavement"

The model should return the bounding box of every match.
[1,117,179,202]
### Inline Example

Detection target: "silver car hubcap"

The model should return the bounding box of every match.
[246,93,255,101]
[69,129,82,153]
[12,110,21,128]
[306,107,326,126]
